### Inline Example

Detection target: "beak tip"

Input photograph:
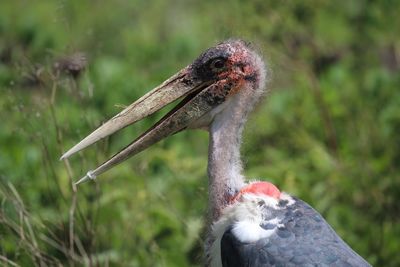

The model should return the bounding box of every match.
[75,170,97,185]
[60,143,85,161]
[60,150,73,161]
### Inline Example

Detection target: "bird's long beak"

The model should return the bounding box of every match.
[61,65,216,184]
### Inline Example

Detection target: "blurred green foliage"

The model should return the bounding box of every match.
[0,0,399,266]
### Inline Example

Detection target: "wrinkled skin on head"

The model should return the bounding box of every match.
[190,40,263,107]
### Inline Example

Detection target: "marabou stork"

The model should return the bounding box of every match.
[61,40,371,266]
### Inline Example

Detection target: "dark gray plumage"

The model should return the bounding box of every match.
[221,197,371,267]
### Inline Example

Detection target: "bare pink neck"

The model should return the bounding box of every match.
[207,92,252,221]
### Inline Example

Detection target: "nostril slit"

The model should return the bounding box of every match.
[240,66,245,73]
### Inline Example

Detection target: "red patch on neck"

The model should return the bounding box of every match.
[231,181,281,203]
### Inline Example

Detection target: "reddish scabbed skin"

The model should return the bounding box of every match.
[231,181,281,203]
[193,40,262,106]
[219,44,258,97]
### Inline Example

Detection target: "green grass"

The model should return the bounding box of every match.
[1,0,399,266]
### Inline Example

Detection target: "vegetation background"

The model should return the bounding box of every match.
[1,0,399,266]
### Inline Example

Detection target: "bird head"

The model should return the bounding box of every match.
[61,39,267,183]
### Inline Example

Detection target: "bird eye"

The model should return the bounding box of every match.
[210,58,226,72]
